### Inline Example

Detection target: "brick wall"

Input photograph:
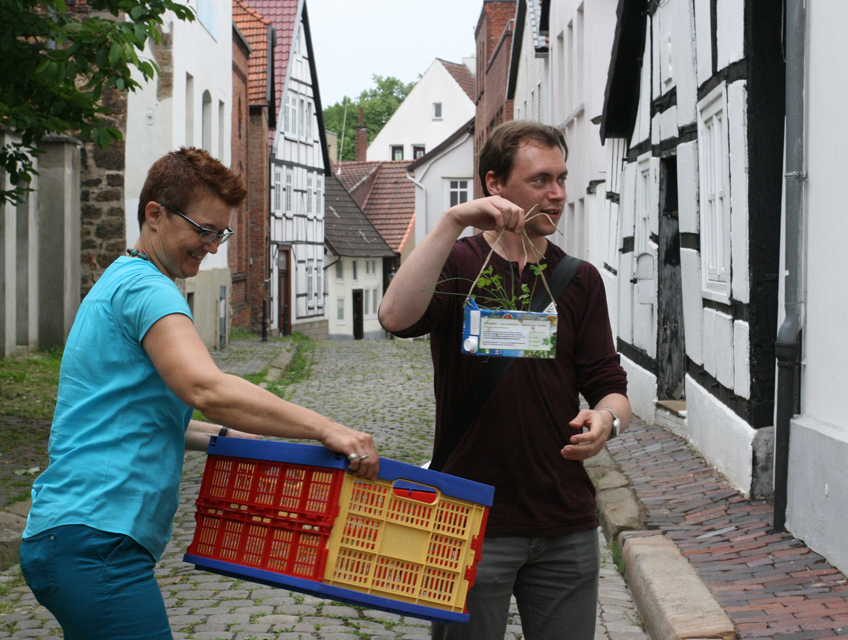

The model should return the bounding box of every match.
[474,1,516,198]
[79,85,128,298]
[247,105,271,334]
[231,28,251,329]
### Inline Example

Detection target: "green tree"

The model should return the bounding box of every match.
[0,0,194,206]
[323,74,415,163]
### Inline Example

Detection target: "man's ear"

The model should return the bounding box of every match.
[144,201,164,231]
[485,171,503,196]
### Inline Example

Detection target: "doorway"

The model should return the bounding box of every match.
[657,157,685,402]
[352,289,364,340]
[276,246,291,336]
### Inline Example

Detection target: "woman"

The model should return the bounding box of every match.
[20,148,379,640]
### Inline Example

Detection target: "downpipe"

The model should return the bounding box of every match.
[773,0,806,533]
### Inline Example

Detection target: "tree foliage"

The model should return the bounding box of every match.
[323,74,415,163]
[0,0,194,205]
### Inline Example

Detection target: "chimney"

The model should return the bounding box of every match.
[354,107,368,161]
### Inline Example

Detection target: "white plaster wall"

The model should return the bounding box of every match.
[787,416,848,576]
[727,80,749,304]
[693,0,712,87]
[326,256,383,339]
[676,141,698,234]
[686,375,755,494]
[716,0,744,71]
[785,0,848,577]
[126,0,233,273]
[680,247,703,364]
[672,0,698,127]
[733,320,750,399]
[412,133,474,248]
[620,354,657,425]
[367,61,474,162]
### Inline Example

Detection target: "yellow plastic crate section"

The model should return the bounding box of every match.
[323,474,489,614]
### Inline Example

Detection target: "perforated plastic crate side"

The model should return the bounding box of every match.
[320,474,490,613]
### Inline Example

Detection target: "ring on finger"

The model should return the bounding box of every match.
[348,453,359,461]
[359,454,369,462]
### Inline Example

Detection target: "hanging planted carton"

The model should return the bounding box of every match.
[461,297,557,359]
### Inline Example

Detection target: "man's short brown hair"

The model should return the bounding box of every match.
[478,121,568,196]
[137,147,247,229]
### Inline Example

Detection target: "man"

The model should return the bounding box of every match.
[379,120,631,640]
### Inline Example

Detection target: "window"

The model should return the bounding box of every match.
[364,289,370,315]
[433,102,442,119]
[352,260,358,281]
[274,167,283,216]
[285,169,293,216]
[316,175,324,218]
[335,260,343,281]
[413,145,425,160]
[448,179,470,208]
[698,87,731,300]
[337,297,345,321]
[316,259,323,307]
[391,145,403,161]
[285,92,297,137]
[301,98,313,141]
[372,288,378,315]
[306,173,314,218]
[307,260,314,307]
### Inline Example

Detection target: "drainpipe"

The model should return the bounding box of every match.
[773,0,806,533]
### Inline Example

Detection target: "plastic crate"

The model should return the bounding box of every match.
[184,438,494,623]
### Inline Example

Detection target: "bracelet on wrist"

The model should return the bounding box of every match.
[218,426,230,437]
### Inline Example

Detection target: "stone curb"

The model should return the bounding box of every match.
[585,445,737,640]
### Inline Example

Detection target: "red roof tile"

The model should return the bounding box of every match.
[233,0,271,104]
[334,161,416,254]
[439,59,476,102]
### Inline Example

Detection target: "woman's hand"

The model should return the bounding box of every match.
[318,424,380,479]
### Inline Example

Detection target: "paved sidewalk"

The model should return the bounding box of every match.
[0,338,646,640]
[607,418,848,640]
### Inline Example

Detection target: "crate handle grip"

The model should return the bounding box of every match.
[391,479,440,504]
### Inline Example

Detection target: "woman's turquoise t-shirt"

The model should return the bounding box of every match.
[24,257,194,560]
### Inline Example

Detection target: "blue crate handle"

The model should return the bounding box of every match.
[206,437,494,507]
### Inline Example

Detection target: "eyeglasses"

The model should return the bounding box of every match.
[158,203,234,245]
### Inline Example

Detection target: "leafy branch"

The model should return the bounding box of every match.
[0,0,195,205]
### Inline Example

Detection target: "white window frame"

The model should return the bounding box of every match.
[635,161,651,258]
[335,260,344,282]
[316,174,324,219]
[306,259,315,308]
[306,173,314,219]
[336,296,345,323]
[447,178,471,209]
[698,86,731,302]
[273,166,283,216]
[352,259,358,282]
[285,92,298,138]
[285,168,293,218]
[372,288,379,317]
[364,287,370,316]
[316,258,324,308]
[433,102,442,119]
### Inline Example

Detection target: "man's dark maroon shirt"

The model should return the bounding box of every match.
[393,233,627,537]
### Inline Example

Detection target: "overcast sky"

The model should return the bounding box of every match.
[308,0,483,107]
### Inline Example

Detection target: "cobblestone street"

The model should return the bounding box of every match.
[0,338,648,640]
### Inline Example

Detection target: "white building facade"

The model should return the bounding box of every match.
[600,0,784,498]
[367,59,476,163]
[125,0,234,349]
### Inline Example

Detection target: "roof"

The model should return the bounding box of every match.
[244,0,298,130]
[439,59,476,102]
[324,173,395,258]
[333,161,416,254]
[407,117,474,172]
[232,0,272,105]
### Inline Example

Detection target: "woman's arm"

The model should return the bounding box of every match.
[143,315,378,478]
[184,419,257,452]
